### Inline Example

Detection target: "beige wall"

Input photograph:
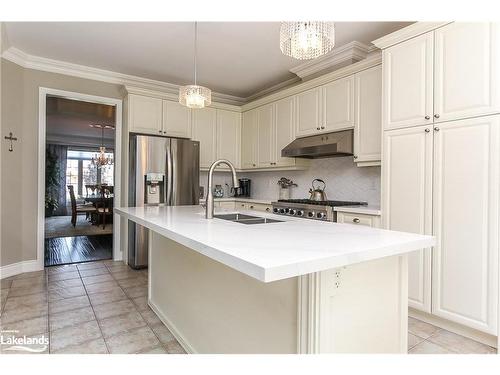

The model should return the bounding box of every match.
[0,58,123,267]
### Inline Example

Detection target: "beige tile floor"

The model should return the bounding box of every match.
[0,260,185,354]
[0,260,497,354]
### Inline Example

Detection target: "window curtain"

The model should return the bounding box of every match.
[46,144,68,216]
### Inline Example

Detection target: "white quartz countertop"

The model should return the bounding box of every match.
[199,197,272,205]
[116,205,434,283]
[333,205,382,216]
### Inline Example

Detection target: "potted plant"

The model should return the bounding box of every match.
[45,148,60,217]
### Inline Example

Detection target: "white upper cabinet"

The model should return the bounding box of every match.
[434,23,500,123]
[257,103,275,167]
[241,109,258,169]
[192,107,217,169]
[216,109,241,168]
[295,87,322,137]
[128,94,163,135]
[163,100,192,138]
[354,65,382,164]
[274,96,296,167]
[322,75,355,132]
[383,32,434,130]
[382,125,433,313]
[431,116,499,334]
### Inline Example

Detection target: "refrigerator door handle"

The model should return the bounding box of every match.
[166,141,173,206]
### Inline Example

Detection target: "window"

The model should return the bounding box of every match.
[65,149,114,200]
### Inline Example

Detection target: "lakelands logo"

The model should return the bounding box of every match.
[1,330,49,353]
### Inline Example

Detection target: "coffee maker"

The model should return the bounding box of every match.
[233,178,251,197]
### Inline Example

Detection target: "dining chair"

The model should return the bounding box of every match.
[68,185,97,227]
[95,186,113,229]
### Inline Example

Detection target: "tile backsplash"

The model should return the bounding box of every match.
[200,157,381,206]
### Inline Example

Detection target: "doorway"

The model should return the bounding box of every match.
[38,88,123,268]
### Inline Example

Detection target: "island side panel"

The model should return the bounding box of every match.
[148,232,299,354]
[298,255,408,353]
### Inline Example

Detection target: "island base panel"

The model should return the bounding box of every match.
[149,232,408,353]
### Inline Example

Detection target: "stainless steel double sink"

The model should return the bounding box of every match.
[214,213,283,225]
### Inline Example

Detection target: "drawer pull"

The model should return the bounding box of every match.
[352,218,360,223]
[250,205,254,209]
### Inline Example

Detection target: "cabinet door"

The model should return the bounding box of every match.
[192,107,217,169]
[128,94,163,135]
[434,23,500,123]
[354,65,382,163]
[241,110,258,169]
[275,96,296,167]
[216,110,241,168]
[163,100,192,138]
[323,76,355,132]
[296,87,321,137]
[383,32,434,130]
[382,125,433,312]
[257,103,275,167]
[432,116,499,334]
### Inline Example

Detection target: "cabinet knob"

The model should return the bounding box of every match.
[253,163,256,167]
[352,218,360,223]
[321,126,325,129]
[434,127,440,132]
[434,114,440,119]
[266,207,270,212]
[425,128,430,133]
[158,130,162,133]
[316,127,320,130]
[163,131,167,134]
[250,205,254,209]
[425,115,430,120]
[353,155,358,159]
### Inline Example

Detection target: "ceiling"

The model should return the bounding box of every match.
[4,22,412,98]
[47,97,115,146]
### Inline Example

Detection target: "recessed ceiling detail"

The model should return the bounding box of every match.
[3,22,413,99]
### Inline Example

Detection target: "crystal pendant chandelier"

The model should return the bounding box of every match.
[90,124,114,169]
[280,22,335,60]
[179,22,212,109]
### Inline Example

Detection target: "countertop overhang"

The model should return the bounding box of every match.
[116,205,435,282]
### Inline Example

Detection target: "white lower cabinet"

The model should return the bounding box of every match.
[431,116,499,334]
[382,115,500,334]
[336,212,381,228]
[383,125,433,313]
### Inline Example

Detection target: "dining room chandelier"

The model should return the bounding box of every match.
[89,124,114,168]
[179,22,212,109]
[280,22,335,60]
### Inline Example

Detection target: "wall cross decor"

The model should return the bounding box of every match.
[4,132,18,152]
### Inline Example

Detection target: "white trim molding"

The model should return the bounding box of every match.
[0,260,40,280]
[37,88,124,274]
[3,47,246,106]
[372,22,453,49]
[290,41,372,80]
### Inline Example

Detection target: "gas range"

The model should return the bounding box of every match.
[271,199,367,222]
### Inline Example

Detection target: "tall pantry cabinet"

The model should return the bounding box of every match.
[377,22,500,336]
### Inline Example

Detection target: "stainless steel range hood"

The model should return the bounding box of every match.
[281,130,354,159]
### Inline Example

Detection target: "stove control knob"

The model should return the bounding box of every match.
[296,210,304,216]
[273,207,279,213]
[279,209,285,214]
[307,211,315,218]
[284,208,290,213]
[289,209,296,215]
[317,212,326,219]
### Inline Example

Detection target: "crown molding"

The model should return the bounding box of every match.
[1,47,247,106]
[241,53,381,112]
[289,41,371,80]
[372,22,453,49]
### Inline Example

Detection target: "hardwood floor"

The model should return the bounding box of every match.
[44,235,112,267]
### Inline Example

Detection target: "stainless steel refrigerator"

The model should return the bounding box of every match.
[128,134,200,269]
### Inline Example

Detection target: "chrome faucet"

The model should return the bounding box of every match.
[206,159,239,219]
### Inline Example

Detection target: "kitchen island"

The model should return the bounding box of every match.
[116,205,435,354]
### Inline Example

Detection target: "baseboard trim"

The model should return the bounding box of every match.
[148,299,196,354]
[409,308,497,348]
[0,260,43,279]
